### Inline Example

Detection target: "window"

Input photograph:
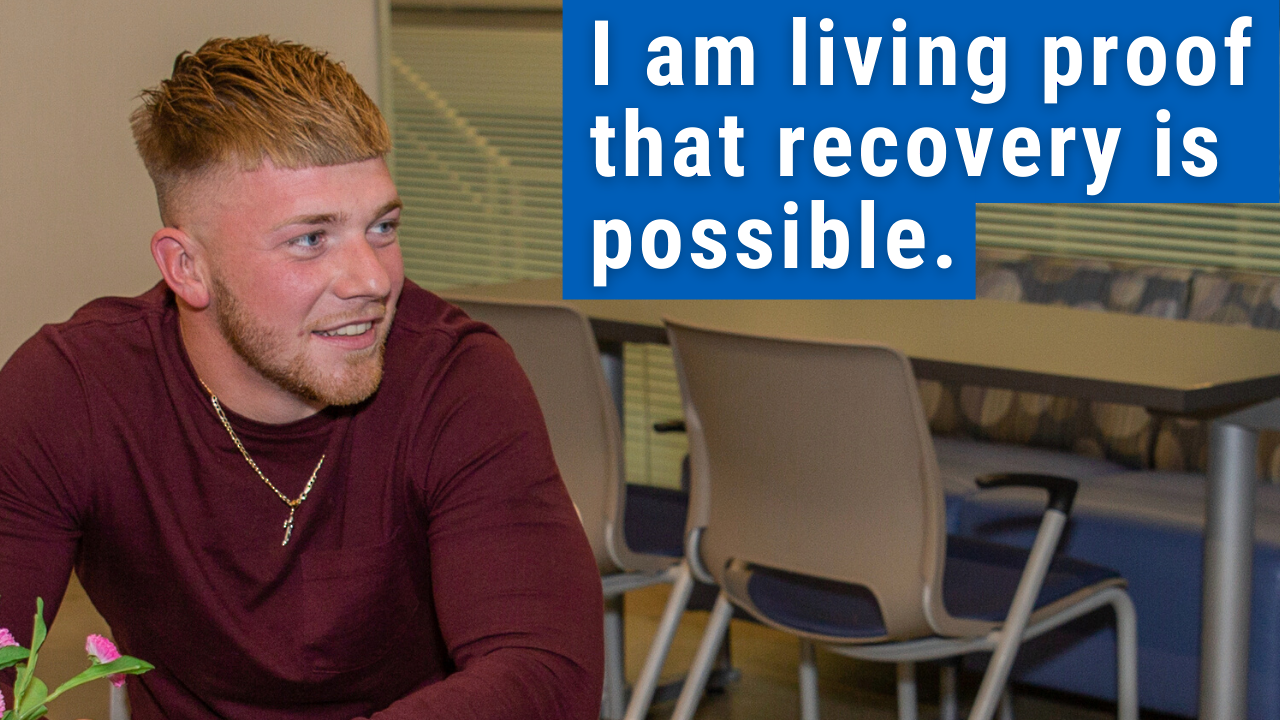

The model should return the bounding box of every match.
[978,203,1280,272]
[390,8,687,487]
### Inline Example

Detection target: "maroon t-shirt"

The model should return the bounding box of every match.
[0,281,603,719]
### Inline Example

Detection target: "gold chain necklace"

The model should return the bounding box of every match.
[200,380,325,546]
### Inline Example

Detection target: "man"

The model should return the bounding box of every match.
[0,36,603,719]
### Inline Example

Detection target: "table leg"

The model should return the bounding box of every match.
[1201,420,1257,720]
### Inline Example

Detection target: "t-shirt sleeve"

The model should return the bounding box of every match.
[363,331,603,720]
[0,329,91,694]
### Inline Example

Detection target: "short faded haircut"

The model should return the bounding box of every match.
[131,35,390,224]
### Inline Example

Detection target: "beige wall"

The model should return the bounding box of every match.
[0,0,381,361]
[394,0,560,9]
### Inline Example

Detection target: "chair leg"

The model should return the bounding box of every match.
[999,690,1014,720]
[669,591,735,720]
[603,594,628,720]
[939,659,959,720]
[624,563,696,720]
[708,622,740,691]
[896,662,918,720]
[798,640,820,720]
[967,510,1069,720]
[1111,590,1139,720]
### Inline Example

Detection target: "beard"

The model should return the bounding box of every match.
[210,273,391,407]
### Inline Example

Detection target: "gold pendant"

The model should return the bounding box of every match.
[282,508,297,546]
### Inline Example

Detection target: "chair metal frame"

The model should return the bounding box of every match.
[446,296,688,719]
[661,318,1137,720]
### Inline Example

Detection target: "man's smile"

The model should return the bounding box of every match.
[315,321,374,337]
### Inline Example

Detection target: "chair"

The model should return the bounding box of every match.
[662,318,1138,720]
[444,295,689,719]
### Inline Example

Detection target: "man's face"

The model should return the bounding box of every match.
[184,157,404,406]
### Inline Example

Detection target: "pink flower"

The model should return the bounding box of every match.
[85,634,125,687]
[0,686,6,715]
[0,628,15,648]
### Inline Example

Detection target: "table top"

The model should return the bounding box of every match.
[443,277,1280,415]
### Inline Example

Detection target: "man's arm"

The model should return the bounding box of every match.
[363,332,603,720]
[0,331,90,698]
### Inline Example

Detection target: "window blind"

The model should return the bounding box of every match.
[390,13,686,488]
[389,14,1278,489]
[390,21,562,289]
[977,203,1280,272]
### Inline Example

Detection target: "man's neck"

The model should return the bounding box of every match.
[178,310,325,425]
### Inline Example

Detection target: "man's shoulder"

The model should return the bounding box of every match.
[378,280,523,406]
[6,282,171,373]
[41,282,171,345]
[386,280,501,358]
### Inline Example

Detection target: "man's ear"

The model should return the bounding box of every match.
[151,227,211,310]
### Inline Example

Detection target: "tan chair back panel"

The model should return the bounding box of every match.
[667,319,947,639]
[449,298,626,574]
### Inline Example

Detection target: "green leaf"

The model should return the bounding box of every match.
[46,656,153,702]
[16,678,46,720]
[0,646,28,671]
[13,599,46,708]
[11,657,30,707]
[27,599,44,657]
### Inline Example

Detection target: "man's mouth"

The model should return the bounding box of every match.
[315,321,374,337]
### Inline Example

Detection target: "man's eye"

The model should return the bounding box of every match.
[291,232,323,248]
[370,220,400,245]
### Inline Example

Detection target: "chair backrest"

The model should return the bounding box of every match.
[666,318,950,639]
[445,296,638,574]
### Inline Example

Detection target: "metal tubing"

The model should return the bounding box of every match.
[968,510,1068,720]
[669,592,734,720]
[998,690,1014,720]
[624,562,696,720]
[1112,591,1139,720]
[799,640,820,720]
[897,662,918,720]
[603,594,628,720]
[1201,420,1258,720]
[940,660,959,720]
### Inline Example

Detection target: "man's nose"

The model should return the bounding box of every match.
[332,235,392,300]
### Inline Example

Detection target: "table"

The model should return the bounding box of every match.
[445,276,1280,720]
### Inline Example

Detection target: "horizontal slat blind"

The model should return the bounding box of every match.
[977,203,1280,272]
[391,24,562,289]
[623,344,689,490]
[389,22,1280,489]
[390,17,683,487]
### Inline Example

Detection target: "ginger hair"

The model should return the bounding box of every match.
[131,35,390,224]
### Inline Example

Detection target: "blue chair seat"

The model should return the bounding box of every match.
[624,484,689,558]
[943,536,1120,622]
[742,536,1120,639]
[623,484,733,615]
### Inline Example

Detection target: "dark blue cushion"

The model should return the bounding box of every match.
[624,484,688,557]
[943,536,1121,622]
[739,535,1120,640]
[746,566,887,638]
